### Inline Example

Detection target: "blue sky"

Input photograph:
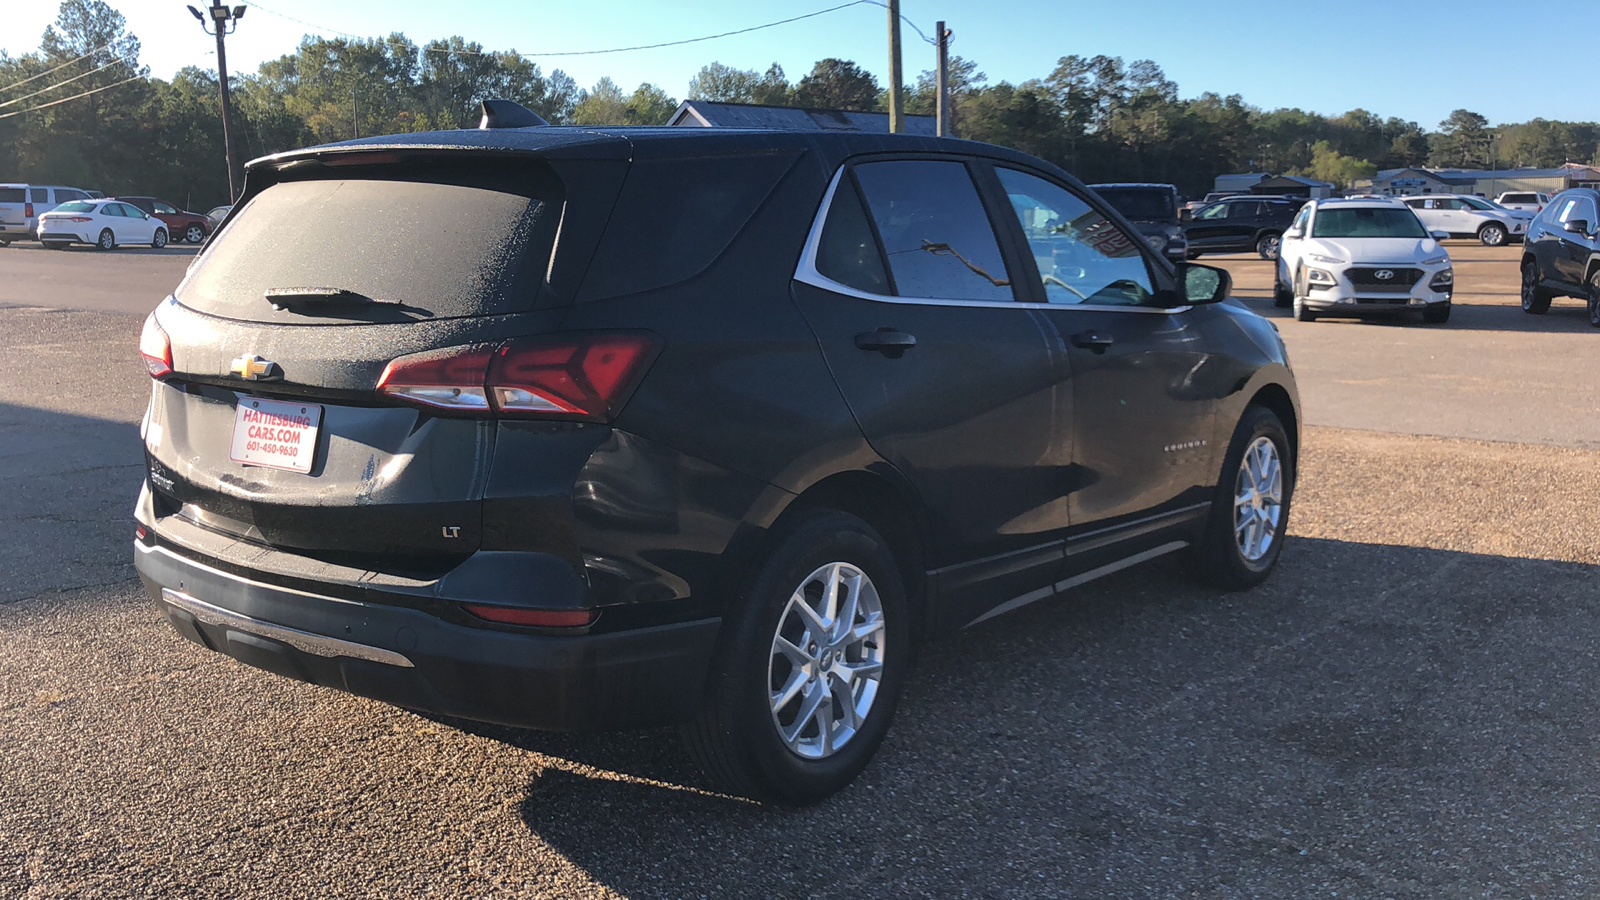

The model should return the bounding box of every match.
[6,0,1587,128]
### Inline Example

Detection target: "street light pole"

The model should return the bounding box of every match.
[188,1,246,202]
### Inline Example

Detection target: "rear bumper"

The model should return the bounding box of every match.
[134,539,721,732]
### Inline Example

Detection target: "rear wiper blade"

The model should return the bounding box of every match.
[264,287,400,310]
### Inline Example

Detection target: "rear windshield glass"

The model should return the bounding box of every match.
[1311,208,1428,239]
[0,189,24,203]
[178,174,555,322]
[1095,188,1176,222]
[54,201,94,213]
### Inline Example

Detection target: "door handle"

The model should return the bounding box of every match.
[1070,330,1114,353]
[855,327,917,357]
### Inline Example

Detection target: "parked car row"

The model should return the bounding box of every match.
[38,199,173,250]
[0,181,220,248]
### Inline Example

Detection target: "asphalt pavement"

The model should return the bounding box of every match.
[2,240,1599,898]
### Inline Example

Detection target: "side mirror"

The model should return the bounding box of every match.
[1565,219,1591,236]
[1175,262,1230,306]
[1430,230,1450,241]
[1283,227,1303,240]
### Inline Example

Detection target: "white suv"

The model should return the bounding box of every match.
[0,183,97,245]
[1495,191,1549,213]
[1275,198,1454,324]
[1400,194,1529,246]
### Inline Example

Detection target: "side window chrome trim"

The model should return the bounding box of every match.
[794,164,1191,316]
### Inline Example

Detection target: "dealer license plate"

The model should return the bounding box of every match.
[229,396,323,473]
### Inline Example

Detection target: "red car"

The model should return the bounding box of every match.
[115,196,211,243]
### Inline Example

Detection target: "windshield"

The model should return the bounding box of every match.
[1311,207,1429,239]
[1095,188,1176,222]
[53,201,95,213]
[1460,196,1506,211]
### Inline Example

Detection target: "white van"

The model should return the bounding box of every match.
[0,183,99,245]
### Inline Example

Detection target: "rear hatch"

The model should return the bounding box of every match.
[0,186,27,228]
[144,154,583,575]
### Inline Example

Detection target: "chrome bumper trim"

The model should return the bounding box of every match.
[160,587,415,668]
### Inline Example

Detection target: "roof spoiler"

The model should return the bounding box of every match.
[479,99,549,130]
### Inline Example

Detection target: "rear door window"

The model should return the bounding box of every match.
[30,189,49,203]
[178,170,558,323]
[851,159,1014,302]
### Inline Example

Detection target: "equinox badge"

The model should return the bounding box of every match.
[230,354,280,381]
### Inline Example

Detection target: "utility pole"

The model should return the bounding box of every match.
[188,1,246,202]
[352,87,359,139]
[887,0,903,134]
[935,21,950,137]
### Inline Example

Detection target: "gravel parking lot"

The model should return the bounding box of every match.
[2,240,1598,897]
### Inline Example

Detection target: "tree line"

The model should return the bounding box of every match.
[6,0,1600,212]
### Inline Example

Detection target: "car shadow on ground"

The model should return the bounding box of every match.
[1231,290,1596,333]
[6,242,201,256]
[431,537,1600,897]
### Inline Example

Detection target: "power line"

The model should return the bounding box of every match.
[858,0,938,45]
[0,41,117,94]
[0,56,137,109]
[0,74,144,120]
[247,0,879,59]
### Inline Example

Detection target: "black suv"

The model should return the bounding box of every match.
[1088,182,1189,263]
[1520,188,1600,326]
[134,103,1300,805]
[1183,196,1305,260]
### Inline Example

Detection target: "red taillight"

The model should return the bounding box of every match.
[24,202,33,218]
[376,332,657,421]
[68,216,92,222]
[375,345,496,411]
[461,604,596,628]
[489,333,656,418]
[139,312,173,379]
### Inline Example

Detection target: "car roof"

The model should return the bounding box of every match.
[248,126,1049,175]
[1311,197,1406,209]
[1088,182,1177,190]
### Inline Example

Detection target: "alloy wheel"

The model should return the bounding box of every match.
[767,561,886,760]
[1589,276,1600,328]
[1258,234,1280,260]
[1234,436,1283,562]
[97,230,113,250]
[1481,225,1506,246]
[186,224,204,243]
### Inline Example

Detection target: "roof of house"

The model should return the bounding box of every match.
[667,99,938,135]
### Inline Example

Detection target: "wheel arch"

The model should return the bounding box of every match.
[1246,382,1299,463]
[782,468,928,607]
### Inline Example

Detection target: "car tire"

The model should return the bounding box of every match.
[96,229,115,251]
[1422,302,1451,324]
[185,224,205,243]
[0,239,9,248]
[680,509,910,806]
[1587,271,1600,329]
[1521,260,1553,315]
[151,228,168,249]
[1256,232,1281,260]
[1292,268,1316,322]
[1478,223,1507,247]
[1273,267,1292,308]
[1188,405,1294,590]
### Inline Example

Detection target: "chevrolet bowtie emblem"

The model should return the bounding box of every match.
[229,354,279,381]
